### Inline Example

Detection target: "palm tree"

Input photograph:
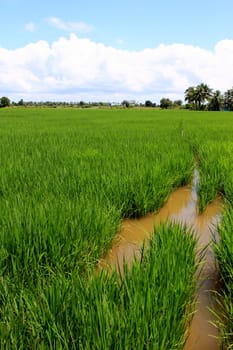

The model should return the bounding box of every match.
[224,88,233,111]
[185,83,212,110]
[195,83,212,110]
[208,90,223,111]
[185,86,197,109]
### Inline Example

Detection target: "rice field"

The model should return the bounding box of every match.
[0,107,233,348]
[213,208,233,349]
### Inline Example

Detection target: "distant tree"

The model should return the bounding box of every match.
[185,83,212,110]
[224,88,233,111]
[173,100,183,107]
[18,99,25,106]
[121,100,130,108]
[185,86,197,109]
[160,98,172,109]
[145,100,153,107]
[208,90,223,111]
[195,83,212,110]
[0,96,11,107]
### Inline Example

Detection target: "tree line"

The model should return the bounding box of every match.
[0,84,233,110]
[184,83,233,111]
[0,97,180,109]
[150,85,233,111]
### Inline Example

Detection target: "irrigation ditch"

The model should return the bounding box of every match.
[98,168,223,349]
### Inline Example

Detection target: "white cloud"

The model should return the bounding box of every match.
[47,17,94,33]
[25,21,36,32]
[0,34,233,102]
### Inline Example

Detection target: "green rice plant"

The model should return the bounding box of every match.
[0,223,198,349]
[114,223,198,350]
[198,158,223,212]
[0,194,121,285]
[181,112,233,211]
[0,107,204,348]
[213,207,233,348]
[0,108,194,280]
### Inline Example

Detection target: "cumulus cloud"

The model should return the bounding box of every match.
[47,17,94,34]
[0,34,233,102]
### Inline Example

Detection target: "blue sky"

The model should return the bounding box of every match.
[1,0,232,50]
[0,0,233,102]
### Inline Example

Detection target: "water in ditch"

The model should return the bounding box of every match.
[99,169,223,349]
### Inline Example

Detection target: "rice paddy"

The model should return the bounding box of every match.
[0,107,233,348]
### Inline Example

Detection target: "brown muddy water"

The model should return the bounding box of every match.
[98,169,223,350]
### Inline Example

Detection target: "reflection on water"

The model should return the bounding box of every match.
[98,170,223,350]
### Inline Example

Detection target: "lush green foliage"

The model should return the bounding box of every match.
[180,111,233,210]
[184,83,225,111]
[0,96,11,107]
[224,88,233,111]
[0,108,196,348]
[0,223,198,349]
[1,107,233,348]
[177,110,233,347]
[213,208,233,348]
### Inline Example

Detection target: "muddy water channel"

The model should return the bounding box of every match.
[99,170,223,350]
